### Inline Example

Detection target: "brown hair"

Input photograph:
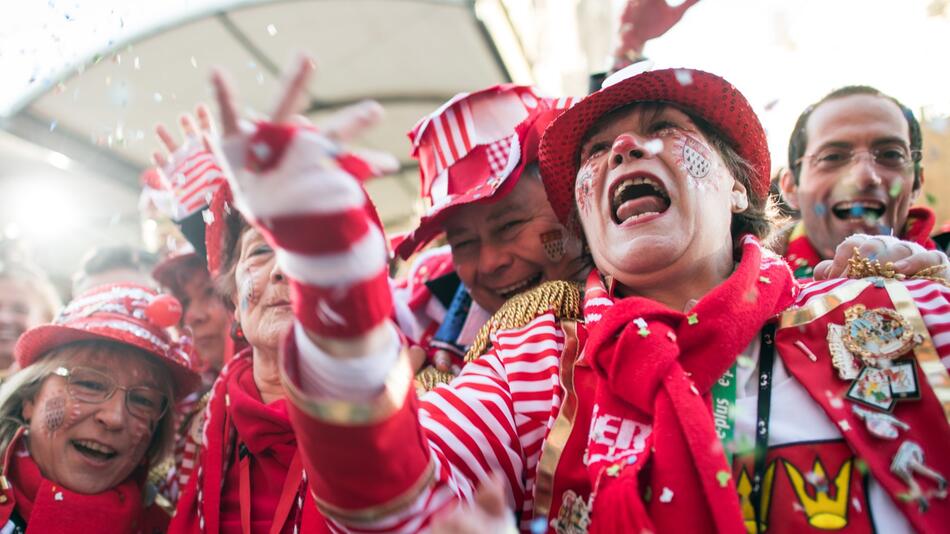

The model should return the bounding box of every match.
[212,208,250,308]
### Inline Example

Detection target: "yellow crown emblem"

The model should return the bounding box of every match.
[736,462,776,534]
[783,458,852,530]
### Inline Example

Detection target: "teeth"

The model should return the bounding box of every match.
[612,177,666,205]
[75,440,116,455]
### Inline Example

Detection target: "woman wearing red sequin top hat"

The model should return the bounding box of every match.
[0,282,199,533]
[227,61,950,533]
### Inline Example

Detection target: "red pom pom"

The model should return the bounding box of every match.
[146,295,183,327]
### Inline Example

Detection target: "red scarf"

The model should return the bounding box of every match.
[785,205,936,278]
[583,236,799,534]
[2,435,147,533]
[170,350,314,534]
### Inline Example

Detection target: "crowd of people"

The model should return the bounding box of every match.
[1,0,949,532]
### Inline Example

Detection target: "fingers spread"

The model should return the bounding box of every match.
[180,113,199,138]
[271,55,315,124]
[155,124,179,153]
[196,104,214,133]
[323,100,385,144]
[211,69,241,136]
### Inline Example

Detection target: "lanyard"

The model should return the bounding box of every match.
[239,444,304,534]
[711,323,776,532]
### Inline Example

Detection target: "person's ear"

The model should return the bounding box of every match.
[731,180,749,213]
[779,167,801,211]
[22,397,35,422]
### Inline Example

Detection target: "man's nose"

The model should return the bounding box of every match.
[848,152,884,190]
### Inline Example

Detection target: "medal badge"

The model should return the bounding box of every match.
[551,490,591,534]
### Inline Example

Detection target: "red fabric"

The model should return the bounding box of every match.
[776,284,950,533]
[582,237,798,534]
[785,206,938,278]
[170,350,329,534]
[282,333,434,512]
[291,269,393,339]
[1,438,153,533]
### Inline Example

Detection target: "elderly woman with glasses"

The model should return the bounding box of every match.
[0,283,199,533]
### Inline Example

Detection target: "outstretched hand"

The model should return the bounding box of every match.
[431,473,516,534]
[814,234,950,281]
[614,0,700,67]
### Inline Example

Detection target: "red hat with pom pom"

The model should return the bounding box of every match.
[15,283,200,399]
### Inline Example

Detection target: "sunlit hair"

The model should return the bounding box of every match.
[569,102,780,246]
[0,340,175,477]
[0,262,62,322]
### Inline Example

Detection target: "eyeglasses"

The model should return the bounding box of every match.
[796,145,922,173]
[53,367,169,422]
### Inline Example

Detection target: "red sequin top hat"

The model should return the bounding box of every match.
[15,283,201,399]
[395,84,579,259]
[538,64,770,226]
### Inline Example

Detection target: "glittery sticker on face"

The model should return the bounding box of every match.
[238,268,258,312]
[673,134,717,189]
[575,163,595,215]
[540,229,566,263]
[43,395,66,433]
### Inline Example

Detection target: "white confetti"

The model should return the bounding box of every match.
[153,92,163,103]
[54,491,64,501]
[133,56,140,70]
[674,69,693,86]
[190,56,198,68]
[266,23,278,36]
[644,139,664,155]
[659,487,674,503]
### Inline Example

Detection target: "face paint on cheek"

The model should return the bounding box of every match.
[42,395,66,433]
[673,134,716,189]
[540,229,567,263]
[575,163,595,215]
[238,268,259,312]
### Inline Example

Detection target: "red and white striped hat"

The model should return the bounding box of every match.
[15,283,200,399]
[395,85,578,259]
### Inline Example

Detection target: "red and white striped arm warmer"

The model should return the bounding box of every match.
[282,311,567,533]
[219,122,392,339]
[156,137,227,221]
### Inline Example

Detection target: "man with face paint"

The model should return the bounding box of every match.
[778,86,944,279]
[393,86,588,382]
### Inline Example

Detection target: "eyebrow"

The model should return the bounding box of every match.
[814,136,910,152]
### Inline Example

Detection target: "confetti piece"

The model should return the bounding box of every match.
[153,92,163,103]
[644,139,664,155]
[838,420,851,432]
[794,340,818,362]
[737,355,755,368]
[687,313,698,325]
[666,331,677,342]
[49,120,57,132]
[659,487,674,503]
[849,204,865,218]
[190,56,198,68]
[854,458,869,475]
[530,517,547,534]
[606,464,621,476]
[716,471,731,487]
[889,181,903,198]
[674,70,693,86]
[202,210,215,224]
[852,497,862,512]
[926,192,938,206]
[638,328,650,337]
[758,276,771,284]
[266,23,278,36]
[134,56,140,70]
[627,456,637,464]
[814,203,827,216]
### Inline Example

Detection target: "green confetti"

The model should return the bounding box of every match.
[687,313,699,325]
[643,486,653,502]
[926,192,938,206]
[606,464,621,476]
[638,328,650,338]
[854,458,869,476]
[716,470,731,487]
[889,181,903,198]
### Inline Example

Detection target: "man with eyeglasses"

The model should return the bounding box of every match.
[778,86,940,279]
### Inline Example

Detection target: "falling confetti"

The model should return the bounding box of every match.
[266,23,278,36]
[889,181,903,198]
[687,313,698,325]
[49,120,57,132]
[926,192,938,206]
[134,56,140,70]
[153,92,163,103]
[737,355,755,368]
[644,139,664,155]
[849,204,865,218]
[855,458,869,475]
[674,69,693,86]
[606,464,621,476]
[530,517,547,534]
[190,56,198,68]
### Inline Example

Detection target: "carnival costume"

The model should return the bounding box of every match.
[2,283,200,533]
[262,66,950,533]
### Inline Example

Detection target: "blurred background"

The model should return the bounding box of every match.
[2,0,950,295]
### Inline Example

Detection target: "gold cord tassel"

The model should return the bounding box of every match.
[846,248,950,287]
[464,280,584,363]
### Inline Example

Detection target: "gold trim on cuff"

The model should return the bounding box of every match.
[780,280,871,329]
[313,458,436,524]
[282,347,413,426]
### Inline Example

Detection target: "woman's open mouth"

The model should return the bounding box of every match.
[610,174,672,225]
[71,439,118,462]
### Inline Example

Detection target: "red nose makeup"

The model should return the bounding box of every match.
[611,134,638,154]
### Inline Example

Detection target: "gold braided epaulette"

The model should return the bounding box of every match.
[464,280,584,363]
[415,365,456,395]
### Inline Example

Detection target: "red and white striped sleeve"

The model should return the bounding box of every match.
[219,122,392,339]
[281,312,565,533]
[904,279,950,368]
